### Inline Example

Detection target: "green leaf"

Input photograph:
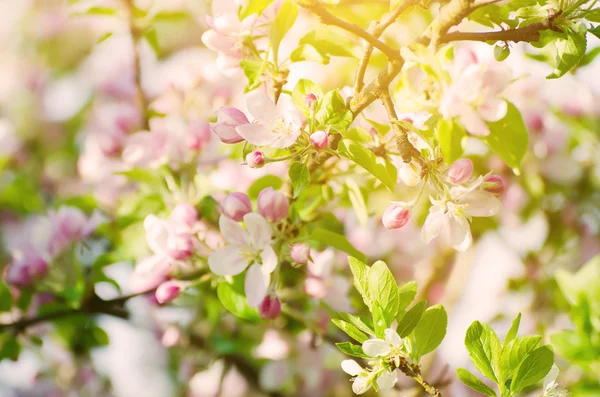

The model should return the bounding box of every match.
[397,301,427,338]
[368,261,400,325]
[289,162,310,198]
[456,368,497,397]
[290,44,330,64]
[482,102,528,173]
[397,281,417,312]
[269,0,298,60]
[247,175,283,200]
[240,60,264,92]
[577,46,600,69]
[116,168,162,186]
[510,345,554,393]
[464,321,502,383]
[547,27,586,79]
[0,282,12,312]
[292,79,324,116]
[239,0,275,19]
[217,283,260,321]
[144,28,160,56]
[311,228,366,262]
[153,11,189,22]
[338,139,398,192]
[505,313,521,344]
[499,335,542,381]
[336,342,369,358]
[72,6,117,16]
[332,319,369,343]
[372,302,388,338]
[436,118,466,164]
[413,305,447,360]
[299,28,356,58]
[315,90,353,131]
[347,256,371,307]
[346,178,369,228]
[338,313,375,336]
[589,25,600,40]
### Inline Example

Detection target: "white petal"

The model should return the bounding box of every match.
[341,360,364,376]
[260,245,278,274]
[243,213,272,249]
[208,245,248,276]
[236,123,277,146]
[219,216,250,246]
[543,364,560,389]
[459,106,490,137]
[480,97,507,122]
[442,216,472,252]
[384,328,403,347]
[362,339,391,357]
[245,263,270,307]
[421,205,445,243]
[270,132,301,149]
[144,215,171,254]
[464,190,501,217]
[245,91,279,126]
[352,375,371,395]
[376,370,397,390]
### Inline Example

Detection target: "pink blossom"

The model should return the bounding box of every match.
[212,107,249,144]
[257,187,289,222]
[258,295,281,319]
[310,130,329,150]
[304,249,352,312]
[290,243,310,264]
[170,203,198,232]
[447,158,473,184]
[156,280,182,304]
[246,151,265,168]
[382,205,410,230]
[484,175,505,196]
[236,92,306,148]
[47,207,103,257]
[161,326,182,348]
[4,253,48,288]
[221,192,252,221]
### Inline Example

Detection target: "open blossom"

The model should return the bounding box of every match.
[341,359,397,395]
[212,107,249,144]
[440,49,511,136]
[362,328,404,358]
[4,253,48,288]
[46,206,103,257]
[236,92,306,148]
[208,214,277,307]
[422,177,501,251]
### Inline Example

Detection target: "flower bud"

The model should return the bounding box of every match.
[221,192,252,221]
[304,93,317,109]
[212,107,248,144]
[155,280,181,304]
[448,158,473,184]
[170,203,198,229]
[310,130,329,150]
[246,151,265,168]
[259,295,281,319]
[290,243,310,264]
[166,234,194,260]
[382,204,410,230]
[257,187,289,222]
[484,175,505,196]
[161,326,182,348]
[187,120,212,151]
[5,256,48,288]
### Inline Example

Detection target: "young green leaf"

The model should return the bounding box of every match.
[482,102,528,173]
[269,1,298,60]
[436,117,466,164]
[312,229,367,262]
[547,27,586,79]
[397,301,427,338]
[499,335,542,381]
[332,319,369,343]
[289,162,310,198]
[292,79,324,115]
[505,313,521,344]
[338,313,375,336]
[336,342,369,358]
[315,90,353,131]
[299,28,356,58]
[372,302,388,339]
[397,281,418,311]
[456,368,497,397]
[368,261,400,325]
[216,283,260,321]
[338,139,398,192]
[464,321,502,383]
[413,304,448,360]
[347,256,371,307]
[510,345,554,393]
[239,0,275,19]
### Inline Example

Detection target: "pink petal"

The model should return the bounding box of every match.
[245,91,279,126]
[243,213,272,249]
[245,263,269,307]
[480,97,507,122]
[219,216,251,246]
[459,106,490,136]
[236,123,277,146]
[260,245,277,274]
[208,245,248,276]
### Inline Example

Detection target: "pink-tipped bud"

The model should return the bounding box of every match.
[382,204,410,230]
[166,234,194,260]
[259,295,281,319]
[257,187,289,222]
[155,280,181,305]
[310,130,329,150]
[246,151,265,168]
[161,326,182,347]
[484,175,505,196]
[212,107,248,144]
[187,120,212,151]
[448,158,473,184]
[290,243,310,264]
[170,203,198,229]
[304,93,317,108]
[221,192,252,222]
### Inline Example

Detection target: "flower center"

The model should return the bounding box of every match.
[272,117,292,137]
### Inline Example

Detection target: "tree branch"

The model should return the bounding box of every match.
[439,20,556,44]
[124,0,149,129]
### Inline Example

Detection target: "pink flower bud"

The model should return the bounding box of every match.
[161,326,182,347]
[221,192,252,221]
[304,93,317,108]
[484,175,505,196]
[212,107,248,144]
[170,203,198,229]
[166,234,194,260]
[257,187,289,222]
[448,158,473,184]
[259,295,281,319]
[382,204,410,230]
[310,130,329,150]
[5,255,48,288]
[290,243,310,264]
[187,120,212,151]
[246,151,265,168]
[155,280,181,304]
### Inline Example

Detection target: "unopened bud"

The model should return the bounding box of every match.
[166,234,194,260]
[484,175,505,196]
[310,130,329,150]
[246,151,265,168]
[382,204,410,230]
[155,280,182,305]
[221,192,252,222]
[290,243,310,264]
[170,203,198,229]
[259,295,281,319]
[304,93,317,109]
[448,158,473,184]
[257,187,289,222]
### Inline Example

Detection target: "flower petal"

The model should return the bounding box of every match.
[362,339,391,357]
[219,215,250,246]
[245,91,279,126]
[144,215,171,254]
[270,132,301,149]
[260,244,278,274]
[464,190,501,217]
[245,263,270,307]
[421,205,445,243]
[352,375,371,395]
[442,216,472,252]
[459,106,490,137]
[208,245,248,276]
[235,123,277,147]
[341,360,364,376]
[480,97,507,122]
[243,213,272,249]
[376,370,397,390]
[384,328,403,347]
